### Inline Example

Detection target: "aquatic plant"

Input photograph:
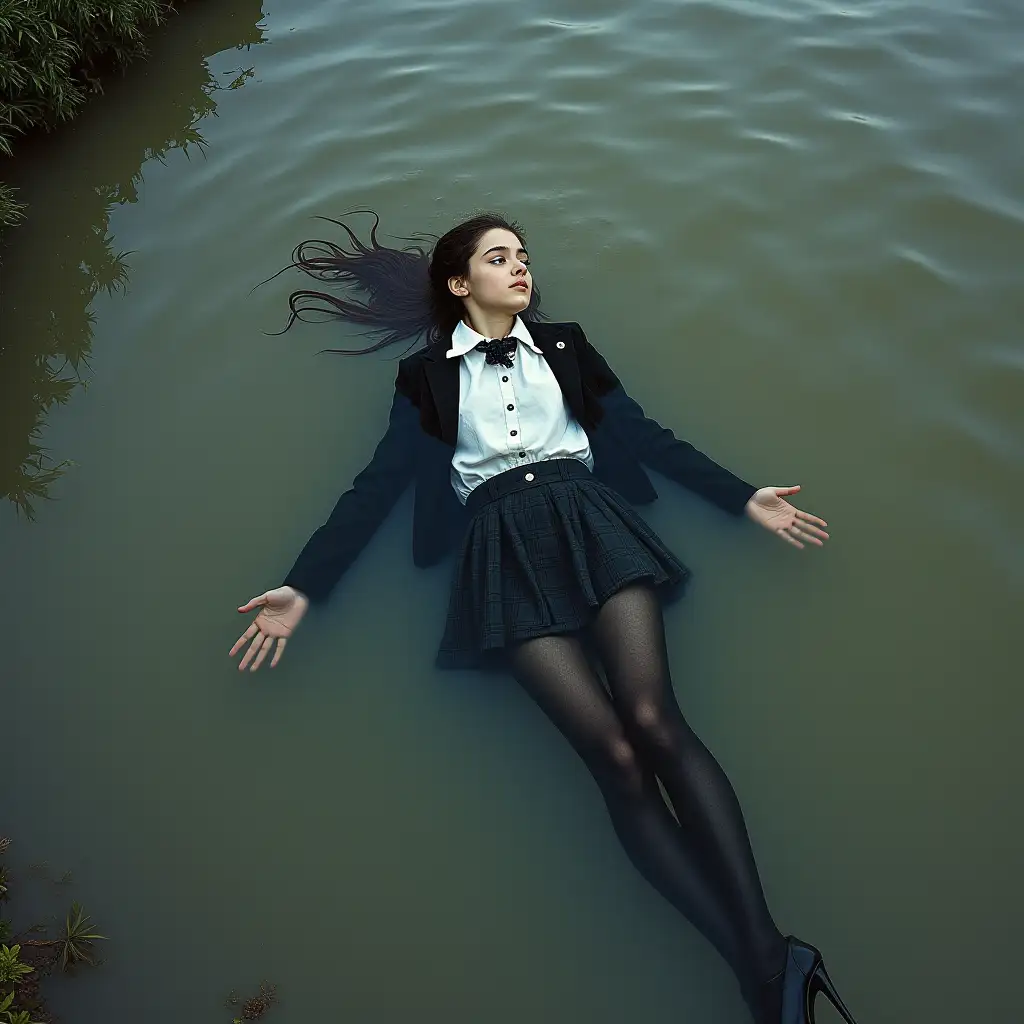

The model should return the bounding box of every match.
[0,183,23,229]
[54,902,105,972]
[0,849,107,1020]
[0,945,33,987]
[0,990,45,1024]
[16,902,106,972]
[226,981,278,1020]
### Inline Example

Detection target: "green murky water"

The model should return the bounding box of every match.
[2,0,1022,1019]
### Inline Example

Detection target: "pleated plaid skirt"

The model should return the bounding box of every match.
[435,457,691,671]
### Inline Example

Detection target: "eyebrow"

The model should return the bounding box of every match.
[481,245,529,257]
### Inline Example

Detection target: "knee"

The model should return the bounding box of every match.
[625,700,690,756]
[589,733,647,797]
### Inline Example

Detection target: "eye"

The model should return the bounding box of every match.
[489,256,530,266]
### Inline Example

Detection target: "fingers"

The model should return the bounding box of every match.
[237,593,269,613]
[249,635,275,672]
[797,521,830,541]
[776,528,804,549]
[228,621,260,657]
[229,602,290,672]
[230,627,280,672]
[795,509,828,529]
[773,485,801,496]
[789,524,824,546]
[238,631,267,671]
[270,636,288,668]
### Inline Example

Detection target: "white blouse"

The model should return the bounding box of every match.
[446,316,594,504]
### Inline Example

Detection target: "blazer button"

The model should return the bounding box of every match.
[524,473,535,481]
[556,341,565,349]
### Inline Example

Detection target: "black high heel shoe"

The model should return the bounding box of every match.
[764,935,858,1024]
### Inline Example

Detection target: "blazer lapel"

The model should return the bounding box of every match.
[528,322,586,424]
[422,342,462,446]
[420,321,586,447]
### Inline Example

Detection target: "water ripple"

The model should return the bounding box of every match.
[5,0,1024,1020]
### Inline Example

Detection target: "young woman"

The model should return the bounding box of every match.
[229,212,858,1024]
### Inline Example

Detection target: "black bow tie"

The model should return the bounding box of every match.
[474,336,518,368]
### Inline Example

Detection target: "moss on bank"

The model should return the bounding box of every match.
[0,1,178,229]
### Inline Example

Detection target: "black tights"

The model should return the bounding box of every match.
[505,583,786,1021]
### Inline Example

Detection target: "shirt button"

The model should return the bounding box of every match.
[518,451,526,457]
[502,376,509,382]
[507,404,514,411]
[510,430,517,436]
[524,473,535,482]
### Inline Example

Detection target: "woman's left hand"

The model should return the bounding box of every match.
[744,485,829,549]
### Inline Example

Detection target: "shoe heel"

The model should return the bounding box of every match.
[809,963,857,1024]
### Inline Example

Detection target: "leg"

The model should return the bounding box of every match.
[589,583,786,1007]
[505,632,746,979]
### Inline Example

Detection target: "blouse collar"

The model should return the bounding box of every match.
[445,315,543,360]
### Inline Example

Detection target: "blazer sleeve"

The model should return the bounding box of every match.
[572,323,758,516]
[281,366,420,603]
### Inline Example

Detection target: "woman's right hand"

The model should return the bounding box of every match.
[229,586,310,671]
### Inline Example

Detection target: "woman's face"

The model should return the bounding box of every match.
[449,227,532,315]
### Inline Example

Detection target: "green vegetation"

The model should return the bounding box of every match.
[3,837,279,1020]
[48,903,106,972]
[0,1,177,229]
[0,839,105,1023]
[1,990,46,1024]
[0,1,184,519]
[0,0,266,519]
[0,946,33,987]
[2,5,282,1017]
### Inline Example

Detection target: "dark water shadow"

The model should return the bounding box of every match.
[0,0,268,519]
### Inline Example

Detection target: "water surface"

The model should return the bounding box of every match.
[1,0,1022,1020]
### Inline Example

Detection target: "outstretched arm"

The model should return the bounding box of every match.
[281,372,420,603]
[230,366,421,672]
[574,324,830,548]
[600,383,758,514]
[572,323,756,514]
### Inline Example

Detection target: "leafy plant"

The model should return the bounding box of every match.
[8,1010,47,1024]
[55,902,106,971]
[0,945,33,986]
[1,991,46,1024]
[0,842,117,1023]
[0,1,177,229]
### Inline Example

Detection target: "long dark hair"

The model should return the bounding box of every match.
[261,209,546,356]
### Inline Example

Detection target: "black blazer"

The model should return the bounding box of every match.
[282,321,756,603]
